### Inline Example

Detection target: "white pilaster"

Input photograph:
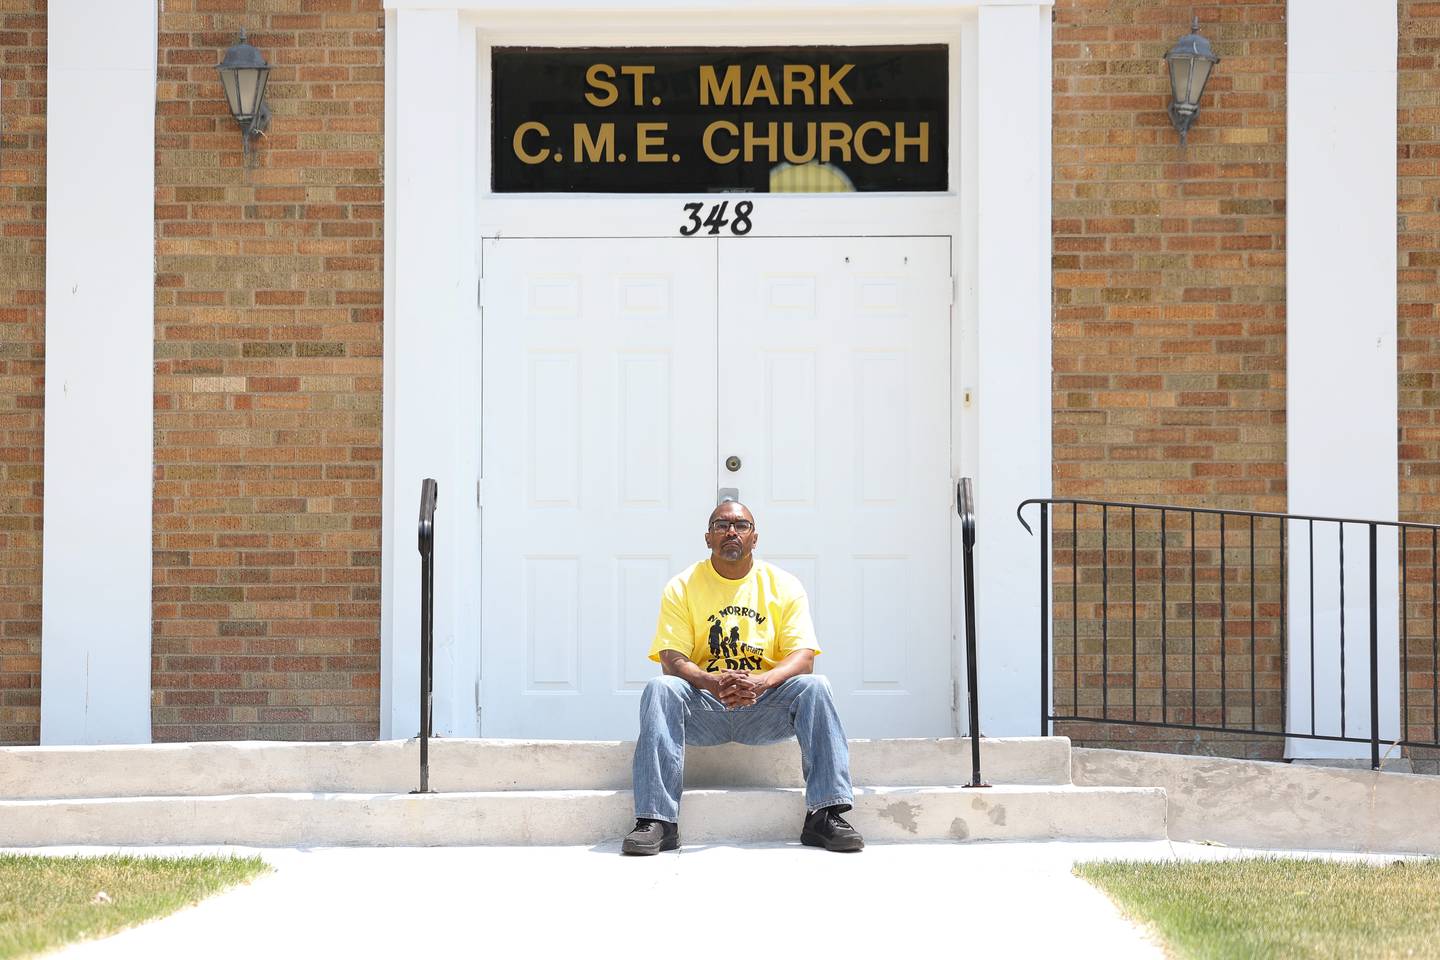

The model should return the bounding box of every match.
[1285,0,1399,758]
[41,0,157,744]
[973,2,1053,736]
[381,8,468,739]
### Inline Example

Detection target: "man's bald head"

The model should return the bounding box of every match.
[709,500,754,526]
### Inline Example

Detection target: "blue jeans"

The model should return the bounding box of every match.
[632,673,854,823]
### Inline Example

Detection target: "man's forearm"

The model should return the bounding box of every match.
[760,649,814,690]
[659,650,713,691]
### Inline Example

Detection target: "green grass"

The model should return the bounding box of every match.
[0,853,270,959]
[1077,858,1440,960]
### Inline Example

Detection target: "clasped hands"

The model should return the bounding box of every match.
[709,669,770,709]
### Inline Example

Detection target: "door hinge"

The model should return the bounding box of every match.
[477,275,485,310]
[476,477,485,507]
[949,275,957,306]
[951,677,960,712]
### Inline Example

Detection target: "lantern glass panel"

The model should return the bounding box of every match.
[1188,57,1213,104]
[236,68,264,118]
[220,68,243,118]
[1169,56,1193,105]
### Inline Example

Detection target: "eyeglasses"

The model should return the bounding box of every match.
[709,519,754,534]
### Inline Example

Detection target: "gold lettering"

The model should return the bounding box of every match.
[894,121,930,163]
[636,122,668,162]
[819,121,853,163]
[513,121,550,164]
[782,65,815,106]
[744,122,779,163]
[620,65,655,106]
[819,63,854,105]
[584,64,618,107]
[572,122,616,163]
[703,121,739,163]
[782,121,817,164]
[742,67,779,107]
[699,65,741,106]
[853,120,891,164]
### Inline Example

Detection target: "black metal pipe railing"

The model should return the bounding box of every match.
[958,478,988,788]
[1018,497,1440,770]
[413,478,438,795]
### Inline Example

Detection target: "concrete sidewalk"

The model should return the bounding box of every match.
[20,840,1414,959]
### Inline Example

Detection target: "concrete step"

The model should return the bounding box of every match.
[0,784,1165,847]
[0,737,1073,800]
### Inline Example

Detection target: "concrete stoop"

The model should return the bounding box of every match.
[0,737,1167,847]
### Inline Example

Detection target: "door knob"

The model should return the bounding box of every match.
[725,455,742,472]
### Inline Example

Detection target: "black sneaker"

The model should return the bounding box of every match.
[621,818,680,855]
[801,804,865,852]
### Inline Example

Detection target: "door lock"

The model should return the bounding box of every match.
[725,455,742,472]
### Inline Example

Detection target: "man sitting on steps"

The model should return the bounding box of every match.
[623,499,864,855]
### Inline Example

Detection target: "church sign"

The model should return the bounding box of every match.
[492,45,949,193]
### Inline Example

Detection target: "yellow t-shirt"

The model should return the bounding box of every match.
[648,558,820,673]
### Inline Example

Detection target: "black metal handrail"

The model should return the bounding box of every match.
[413,478,438,794]
[958,478,987,788]
[1018,497,1440,770]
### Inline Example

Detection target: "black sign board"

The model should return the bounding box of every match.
[492,45,948,193]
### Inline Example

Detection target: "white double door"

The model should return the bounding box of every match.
[481,236,954,739]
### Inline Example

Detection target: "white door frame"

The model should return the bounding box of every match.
[380,0,1053,739]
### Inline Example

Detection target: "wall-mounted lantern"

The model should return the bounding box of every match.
[217,29,271,163]
[1164,17,1219,146]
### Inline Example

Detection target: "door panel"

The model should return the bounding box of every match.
[481,236,952,739]
[718,237,953,736]
[481,238,717,738]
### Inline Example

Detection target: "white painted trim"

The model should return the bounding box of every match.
[973,3,1051,738]
[381,8,467,740]
[379,8,399,739]
[454,22,483,739]
[40,0,157,745]
[382,2,1054,738]
[1284,0,1399,759]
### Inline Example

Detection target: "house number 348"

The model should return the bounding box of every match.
[679,200,754,237]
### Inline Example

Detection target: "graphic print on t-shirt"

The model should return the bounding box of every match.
[704,604,767,672]
[649,559,820,674]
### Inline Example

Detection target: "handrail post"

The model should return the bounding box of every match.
[959,478,989,788]
[1369,522,1380,771]
[413,478,438,795]
[1039,501,1050,737]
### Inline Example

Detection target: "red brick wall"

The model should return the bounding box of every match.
[1051,0,1287,757]
[152,0,384,741]
[0,1,44,746]
[1399,0,1440,773]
